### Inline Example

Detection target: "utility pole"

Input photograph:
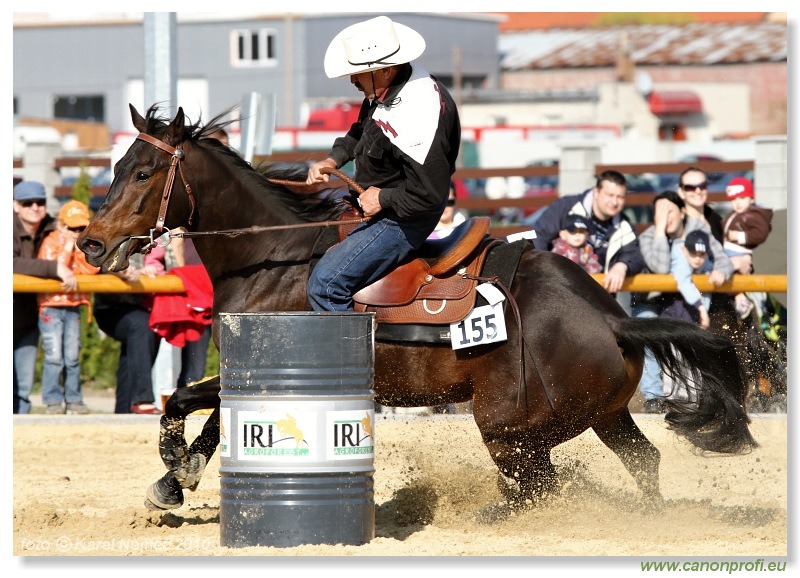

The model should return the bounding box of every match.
[143,13,178,115]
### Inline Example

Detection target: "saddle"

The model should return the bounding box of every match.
[337,215,499,324]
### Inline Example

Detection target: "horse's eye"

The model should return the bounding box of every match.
[135,172,150,182]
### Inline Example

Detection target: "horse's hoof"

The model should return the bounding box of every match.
[173,453,206,491]
[144,473,184,511]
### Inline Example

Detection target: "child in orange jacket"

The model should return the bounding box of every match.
[37,200,99,414]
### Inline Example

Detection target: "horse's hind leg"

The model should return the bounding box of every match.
[145,376,221,511]
[592,409,663,511]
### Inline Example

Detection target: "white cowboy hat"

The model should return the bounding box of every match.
[324,16,426,79]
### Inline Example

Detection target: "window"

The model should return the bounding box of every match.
[53,95,105,123]
[232,29,277,68]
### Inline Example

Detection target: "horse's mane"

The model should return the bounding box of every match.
[142,105,348,223]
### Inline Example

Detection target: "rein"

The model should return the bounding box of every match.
[132,134,368,249]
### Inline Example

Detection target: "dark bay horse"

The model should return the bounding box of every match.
[79,105,757,518]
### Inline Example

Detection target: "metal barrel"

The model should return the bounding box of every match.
[218,312,376,548]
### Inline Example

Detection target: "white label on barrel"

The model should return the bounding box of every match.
[220,407,231,458]
[326,410,375,460]
[236,410,317,461]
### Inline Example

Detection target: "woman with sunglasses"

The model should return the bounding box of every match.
[676,167,725,244]
[36,200,99,414]
[13,180,77,414]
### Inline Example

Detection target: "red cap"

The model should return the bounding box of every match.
[726,177,754,200]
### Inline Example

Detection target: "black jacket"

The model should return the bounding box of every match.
[327,64,461,233]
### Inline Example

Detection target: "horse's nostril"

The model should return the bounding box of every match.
[79,238,103,255]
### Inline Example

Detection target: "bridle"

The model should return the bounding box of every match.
[131,132,197,253]
[127,131,369,254]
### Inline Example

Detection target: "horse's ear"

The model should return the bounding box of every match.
[165,107,186,144]
[130,104,147,133]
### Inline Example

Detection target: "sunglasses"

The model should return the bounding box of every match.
[19,199,46,208]
[446,199,456,207]
[67,226,87,233]
[681,182,708,193]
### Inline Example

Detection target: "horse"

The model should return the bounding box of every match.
[78,105,757,519]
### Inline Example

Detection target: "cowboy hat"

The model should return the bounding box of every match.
[324,16,426,78]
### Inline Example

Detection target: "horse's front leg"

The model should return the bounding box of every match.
[145,376,221,511]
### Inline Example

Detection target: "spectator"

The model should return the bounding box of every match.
[36,200,99,414]
[676,166,725,243]
[93,254,163,414]
[721,177,773,318]
[550,213,602,274]
[631,190,732,412]
[428,181,466,240]
[304,15,460,312]
[532,169,645,293]
[150,229,213,390]
[662,230,716,329]
[13,180,76,414]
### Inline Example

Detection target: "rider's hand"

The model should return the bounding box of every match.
[306,158,337,186]
[358,187,383,217]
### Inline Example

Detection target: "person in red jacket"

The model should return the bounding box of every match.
[37,200,99,414]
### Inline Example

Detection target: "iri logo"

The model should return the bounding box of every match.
[238,411,313,458]
[328,410,375,458]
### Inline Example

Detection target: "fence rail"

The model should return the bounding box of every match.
[13,273,787,295]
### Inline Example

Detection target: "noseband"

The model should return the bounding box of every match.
[133,132,197,251]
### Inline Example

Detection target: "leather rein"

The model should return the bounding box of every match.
[130,132,368,252]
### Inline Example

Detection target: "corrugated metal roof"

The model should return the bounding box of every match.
[499,22,786,69]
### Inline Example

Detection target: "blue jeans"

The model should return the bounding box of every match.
[13,328,39,414]
[95,304,159,413]
[308,216,430,312]
[177,326,211,388]
[633,305,663,400]
[39,306,84,406]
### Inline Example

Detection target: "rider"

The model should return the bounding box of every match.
[305,15,461,311]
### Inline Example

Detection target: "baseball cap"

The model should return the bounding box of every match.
[726,177,754,200]
[14,180,47,202]
[561,213,589,232]
[59,200,91,228]
[684,230,709,254]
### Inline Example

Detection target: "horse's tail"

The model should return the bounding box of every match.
[615,316,758,454]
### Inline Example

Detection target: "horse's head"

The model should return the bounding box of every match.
[79,104,198,272]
